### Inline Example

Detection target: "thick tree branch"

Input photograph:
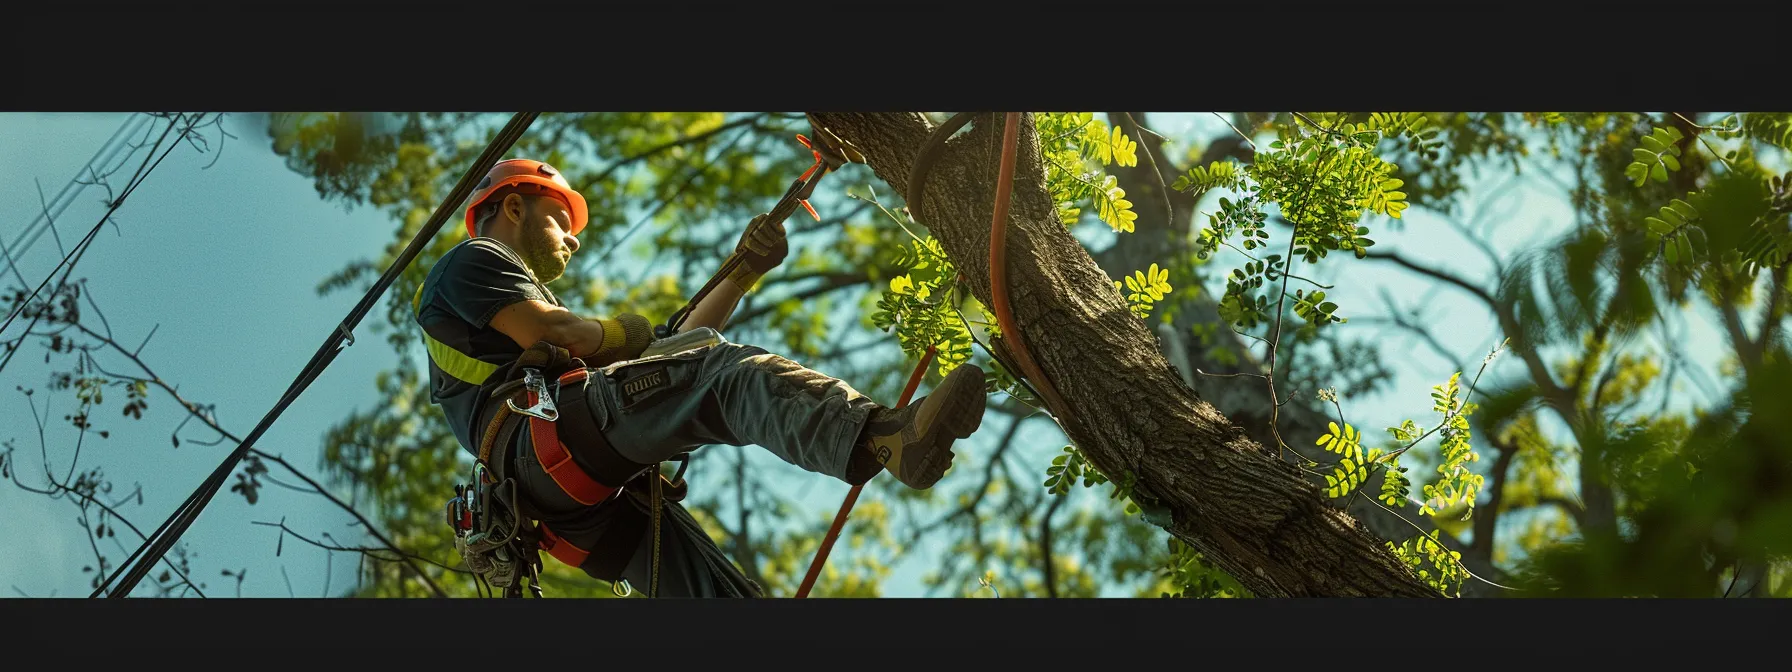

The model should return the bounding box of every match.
[813,112,1435,597]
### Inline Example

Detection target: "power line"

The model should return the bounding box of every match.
[0,113,149,286]
[0,114,192,351]
[92,111,541,599]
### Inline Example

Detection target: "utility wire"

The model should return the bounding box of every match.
[92,112,540,598]
[0,113,148,284]
[0,114,196,376]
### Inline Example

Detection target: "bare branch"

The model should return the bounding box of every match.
[253,521,471,575]
[1194,368,1270,381]
[1040,493,1067,598]
[66,321,449,597]
[1362,497,1519,593]
[587,113,771,187]
[730,273,869,326]
[1212,112,1259,152]
[133,323,160,357]
[1363,250,1571,407]
[2,441,206,597]
[34,177,69,257]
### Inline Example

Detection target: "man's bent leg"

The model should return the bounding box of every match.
[586,341,878,482]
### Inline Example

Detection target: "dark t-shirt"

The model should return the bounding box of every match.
[415,239,645,579]
[414,238,560,453]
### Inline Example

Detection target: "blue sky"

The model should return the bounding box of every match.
[0,112,1743,598]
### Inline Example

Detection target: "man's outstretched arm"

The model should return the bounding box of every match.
[489,300,652,362]
[678,280,744,334]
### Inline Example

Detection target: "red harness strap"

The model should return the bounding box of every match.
[526,368,618,507]
[523,368,614,569]
[537,523,591,568]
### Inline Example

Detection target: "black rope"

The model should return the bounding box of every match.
[91,112,541,598]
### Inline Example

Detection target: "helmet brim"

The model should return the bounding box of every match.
[463,175,589,239]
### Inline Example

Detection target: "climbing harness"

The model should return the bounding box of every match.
[94,112,542,599]
[453,337,696,597]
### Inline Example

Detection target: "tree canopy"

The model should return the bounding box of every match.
[6,110,1789,599]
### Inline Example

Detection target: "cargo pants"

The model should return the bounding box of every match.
[509,327,880,597]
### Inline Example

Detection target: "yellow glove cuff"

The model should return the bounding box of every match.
[593,313,655,363]
[596,316,628,355]
[726,262,763,292]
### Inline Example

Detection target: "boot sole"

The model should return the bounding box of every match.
[910,365,987,478]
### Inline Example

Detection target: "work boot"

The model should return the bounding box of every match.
[852,364,987,489]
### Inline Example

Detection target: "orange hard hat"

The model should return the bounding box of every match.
[464,158,589,239]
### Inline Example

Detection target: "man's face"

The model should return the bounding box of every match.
[510,194,580,282]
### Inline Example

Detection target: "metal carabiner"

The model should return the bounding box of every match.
[506,368,559,421]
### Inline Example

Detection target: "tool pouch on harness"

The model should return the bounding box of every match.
[447,463,546,597]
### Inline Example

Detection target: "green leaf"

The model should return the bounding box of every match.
[1651,162,1668,182]
[1645,217,1672,234]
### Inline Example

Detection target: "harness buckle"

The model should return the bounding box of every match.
[506,367,559,421]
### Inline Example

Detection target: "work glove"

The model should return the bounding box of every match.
[724,213,786,291]
[592,313,655,364]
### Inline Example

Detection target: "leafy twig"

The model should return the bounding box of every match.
[1217,239,1333,289]
[1384,339,1507,463]
[1671,112,1735,171]
[1363,497,1519,592]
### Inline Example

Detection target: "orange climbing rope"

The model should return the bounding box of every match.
[795,112,1073,597]
[986,112,1072,421]
[794,344,936,598]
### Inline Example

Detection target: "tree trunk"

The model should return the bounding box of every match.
[810,112,1436,597]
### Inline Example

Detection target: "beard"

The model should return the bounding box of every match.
[516,225,570,283]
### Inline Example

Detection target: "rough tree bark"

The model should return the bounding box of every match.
[810,112,1436,597]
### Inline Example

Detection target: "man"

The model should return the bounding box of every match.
[412,158,987,597]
